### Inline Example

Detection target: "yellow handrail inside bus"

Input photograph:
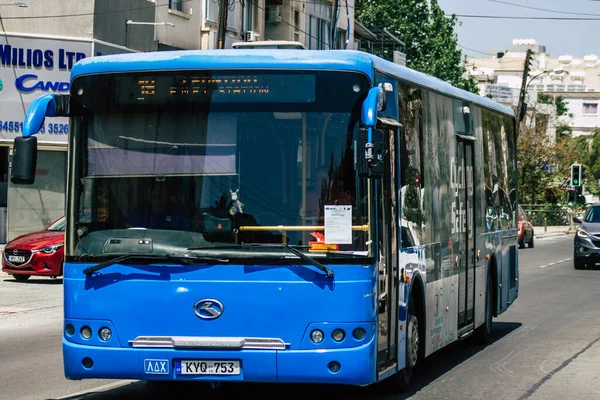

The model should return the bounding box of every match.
[235,224,370,244]
[238,225,369,232]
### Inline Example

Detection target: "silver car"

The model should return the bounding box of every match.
[573,203,600,269]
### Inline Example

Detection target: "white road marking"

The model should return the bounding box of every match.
[539,258,572,268]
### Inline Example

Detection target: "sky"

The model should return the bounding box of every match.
[436,0,600,59]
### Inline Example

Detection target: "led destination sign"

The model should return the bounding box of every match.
[115,73,317,104]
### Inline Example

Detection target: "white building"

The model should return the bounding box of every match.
[469,38,600,138]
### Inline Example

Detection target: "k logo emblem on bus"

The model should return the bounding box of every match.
[194,299,224,319]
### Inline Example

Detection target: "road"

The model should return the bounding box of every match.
[2,234,599,399]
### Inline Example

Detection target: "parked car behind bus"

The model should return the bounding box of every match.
[518,205,534,248]
[2,216,65,282]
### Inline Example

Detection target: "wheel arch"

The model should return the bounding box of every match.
[408,273,426,359]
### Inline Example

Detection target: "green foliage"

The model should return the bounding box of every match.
[555,96,568,117]
[537,93,552,104]
[551,132,600,197]
[355,0,479,93]
[555,124,572,141]
[517,122,557,204]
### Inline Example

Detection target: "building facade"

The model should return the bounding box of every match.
[469,38,600,138]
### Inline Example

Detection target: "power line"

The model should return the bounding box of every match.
[0,0,356,20]
[449,14,600,20]
[0,0,196,20]
[458,44,495,56]
[487,0,600,17]
[0,0,332,49]
[253,1,330,49]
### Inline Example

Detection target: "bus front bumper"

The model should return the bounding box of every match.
[63,338,377,386]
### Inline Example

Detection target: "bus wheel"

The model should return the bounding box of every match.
[388,301,419,392]
[474,272,493,344]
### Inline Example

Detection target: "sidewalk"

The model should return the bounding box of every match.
[534,225,571,239]
[530,337,600,399]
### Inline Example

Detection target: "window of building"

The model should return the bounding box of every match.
[306,0,331,49]
[206,0,239,30]
[243,0,253,32]
[169,0,183,12]
[583,103,598,115]
[337,29,346,49]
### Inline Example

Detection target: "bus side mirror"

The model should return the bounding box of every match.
[358,128,385,179]
[11,136,38,184]
[359,86,387,179]
[10,93,69,185]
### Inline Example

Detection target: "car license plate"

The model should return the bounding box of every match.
[176,360,241,375]
[8,255,25,263]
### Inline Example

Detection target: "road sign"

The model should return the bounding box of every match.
[559,176,576,192]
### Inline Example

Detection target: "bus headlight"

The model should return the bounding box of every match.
[353,327,367,340]
[81,326,92,339]
[310,329,324,343]
[332,329,345,342]
[98,327,112,341]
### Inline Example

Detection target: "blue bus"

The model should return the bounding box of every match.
[11,49,519,391]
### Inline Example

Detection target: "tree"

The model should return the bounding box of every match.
[517,95,575,204]
[517,121,557,204]
[355,0,479,93]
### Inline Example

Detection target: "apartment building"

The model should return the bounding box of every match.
[469,38,600,139]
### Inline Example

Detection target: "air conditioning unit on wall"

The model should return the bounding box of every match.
[266,5,282,24]
[244,31,261,42]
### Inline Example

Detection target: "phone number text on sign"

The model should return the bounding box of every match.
[0,120,69,134]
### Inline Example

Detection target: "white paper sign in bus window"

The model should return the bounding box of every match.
[324,205,352,244]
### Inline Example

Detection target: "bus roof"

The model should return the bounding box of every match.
[71,50,514,117]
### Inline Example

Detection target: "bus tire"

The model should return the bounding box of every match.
[388,299,419,392]
[474,271,493,344]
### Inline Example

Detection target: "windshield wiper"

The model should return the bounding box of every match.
[240,243,334,278]
[82,253,229,276]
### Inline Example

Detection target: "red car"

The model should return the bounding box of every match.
[2,216,65,282]
[518,206,534,249]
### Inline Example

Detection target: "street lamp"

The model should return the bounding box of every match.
[0,2,27,6]
[126,20,175,27]
[526,68,565,89]
[124,20,175,50]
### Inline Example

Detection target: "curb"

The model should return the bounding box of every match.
[535,232,569,239]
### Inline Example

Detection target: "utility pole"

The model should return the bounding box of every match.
[330,0,339,49]
[216,0,229,49]
[516,49,533,138]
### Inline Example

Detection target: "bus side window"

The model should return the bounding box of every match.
[398,86,424,247]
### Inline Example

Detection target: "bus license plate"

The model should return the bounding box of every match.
[177,360,240,375]
[8,255,25,263]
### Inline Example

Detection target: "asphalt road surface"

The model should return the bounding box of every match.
[3,234,599,400]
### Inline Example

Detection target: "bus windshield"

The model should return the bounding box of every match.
[67,70,372,261]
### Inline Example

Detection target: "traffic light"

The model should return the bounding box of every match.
[571,163,582,187]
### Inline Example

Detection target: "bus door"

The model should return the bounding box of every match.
[456,135,476,333]
[377,128,399,374]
